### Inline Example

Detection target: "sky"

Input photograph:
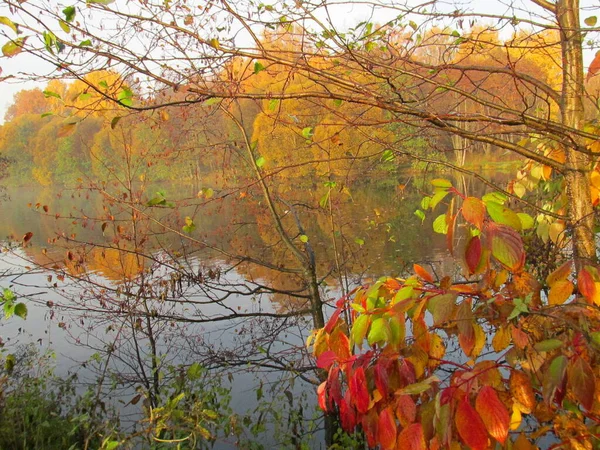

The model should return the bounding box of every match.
[0,0,598,122]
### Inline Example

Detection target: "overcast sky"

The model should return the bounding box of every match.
[0,0,598,122]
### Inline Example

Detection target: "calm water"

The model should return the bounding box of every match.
[0,172,507,447]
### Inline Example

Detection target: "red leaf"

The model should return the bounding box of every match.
[324,308,342,333]
[22,231,33,243]
[578,267,595,300]
[396,423,427,450]
[374,359,390,398]
[455,398,489,450]
[414,264,434,283]
[568,356,596,410]
[339,395,357,432]
[462,197,486,229]
[362,409,379,448]
[327,366,342,406]
[316,350,337,370]
[378,407,397,450]
[349,366,370,414]
[475,386,510,444]
[43,205,49,213]
[317,381,327,411]
[465,236,482,274]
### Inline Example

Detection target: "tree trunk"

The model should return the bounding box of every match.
[556,0,597,267]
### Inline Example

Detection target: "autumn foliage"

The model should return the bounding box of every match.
[309,179,600,449]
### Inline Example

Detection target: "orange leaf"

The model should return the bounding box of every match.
[414,264,434,283]
[456,301,475,355]
[330,327,351,360]
[548,280,574,305]
[511,326,529,350]
[462,197,486,230]
[22,231,33,243]
[396,423,427,450]
[377,407,397,450]
[475,386,510,444]
[587,50,600,82]
[395,395,416,427]
[317,381,327,411]
[455,398,489,450]
[510,370,535,413]
[546,261,573,286]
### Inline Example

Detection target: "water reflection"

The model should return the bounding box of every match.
[0,171,511,447]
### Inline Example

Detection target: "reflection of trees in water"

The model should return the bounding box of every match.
[0,167,514,446]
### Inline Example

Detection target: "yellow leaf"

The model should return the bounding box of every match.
[470,322,485,359]
[510,403,523,430]
[591,170,600,190]
[549,221,566,245]
[492,325,511,353]
[548,280,573,305]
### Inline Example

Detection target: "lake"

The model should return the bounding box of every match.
[0,171,509,448]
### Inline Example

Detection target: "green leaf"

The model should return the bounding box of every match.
[203,97,220,106]
[431,178,452,189]
[486,201,522,231]
[43,90,62,99]
[59,20,71,33]
[409,20,418,31]
[3,289,15,302]
[99,80,109,89]
[41,112,54,118]
[420,197,431,209]
[3,301,14,319]
[482,191,507,204]
[187,362,202,380]
[433,214,448,234]
[333,99,343,107]
[253,61,265,74]
[543,355,568,404]
[381,149,394,162]
[534,339,563,352]
[299,234,308,243]
[63,6,76,22]
[79,93,92,101]
[5,354,15,374]
[182,216,196,234]
[508,297,529,320]
[414,209,425,222]
[110,116,122,129]
[354,237,365,246]
[429,189,450,210]
[0,17,18,34]
[427,293,456,326]
[14,302,27,319]
[2,37,26,57]
[87,0,115,4]
[255,156,266,168]
[301,127,313,139]
[268,99,279,111]
[517,213,534,230]
[117,87,133,107]
[584,16,597,27]
[351,315,370,348]
[79,39,92,47]
[368,317,390,346]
